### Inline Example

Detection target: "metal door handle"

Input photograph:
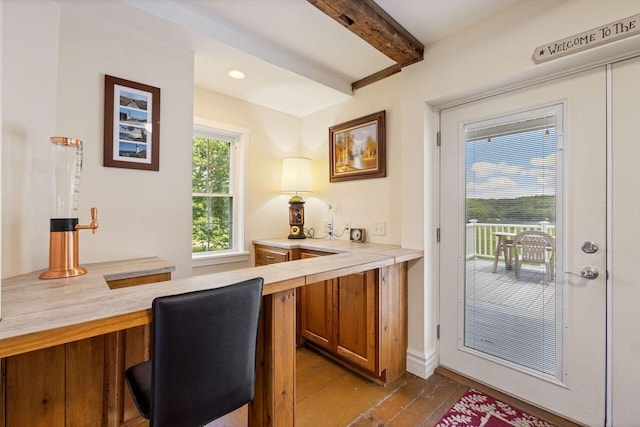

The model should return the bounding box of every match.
[581,241,599,254]
[580,267,599,279]
[566,267,599,280]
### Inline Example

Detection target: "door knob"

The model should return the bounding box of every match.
[580,267,599,279]
[566,267,599,280]
[581,241,599,254]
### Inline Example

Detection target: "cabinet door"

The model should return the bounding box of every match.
[299,279,334,350]
[298,250,333,350]
[334,270,378,373]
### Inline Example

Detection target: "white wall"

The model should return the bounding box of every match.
[0,0,4,316]
[299,72,431,374]
[2,3,195,278]
[300,73,404,243]
[2,1,61,277]
[192,87,301,275]
[400,0,640,377]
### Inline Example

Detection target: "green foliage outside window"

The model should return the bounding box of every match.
[192,136,233,252]
[466,195,556,224]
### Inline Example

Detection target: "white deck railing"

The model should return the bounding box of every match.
[466,220,556,260]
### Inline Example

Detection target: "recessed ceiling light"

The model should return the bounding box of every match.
[227,69,246,80]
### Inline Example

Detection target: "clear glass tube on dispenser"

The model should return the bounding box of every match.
[50,137,83,219]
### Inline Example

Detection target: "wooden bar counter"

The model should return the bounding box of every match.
[0,241,422,426]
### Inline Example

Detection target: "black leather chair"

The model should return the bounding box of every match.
[125,277,264,427]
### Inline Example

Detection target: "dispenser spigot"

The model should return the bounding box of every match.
[75,207,99,234]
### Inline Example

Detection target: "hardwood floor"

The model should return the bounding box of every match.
[349,372,467,426]
[208,347,579,427]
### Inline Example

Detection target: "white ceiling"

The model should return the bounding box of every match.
[59,0,525,117]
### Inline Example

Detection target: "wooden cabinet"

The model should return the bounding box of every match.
[0,271,170,427]
[299,250,333,351]
[255,245,404,384]
[300,269,381,379]
[334,270,378,374]
[254,244,294,266]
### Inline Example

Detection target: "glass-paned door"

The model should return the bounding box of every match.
[439,67,606,426]
[464,105,561,378]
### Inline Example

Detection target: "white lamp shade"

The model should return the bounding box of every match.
[281,157,312,193]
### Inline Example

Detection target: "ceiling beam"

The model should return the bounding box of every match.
[351,63,401,91]
[307,0,424,81]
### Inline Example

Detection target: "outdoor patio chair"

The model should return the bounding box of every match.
[513,230,555,283]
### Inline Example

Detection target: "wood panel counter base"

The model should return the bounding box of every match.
[0,244,422,427]
[250,290,296,427]
[1,264,171,427]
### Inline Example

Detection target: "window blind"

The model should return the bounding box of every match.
[464,105,562,379]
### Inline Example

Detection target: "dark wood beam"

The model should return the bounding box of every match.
[351,63,402,91]
[307,0,424,66]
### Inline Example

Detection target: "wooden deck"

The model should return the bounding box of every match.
[464,258,559,376]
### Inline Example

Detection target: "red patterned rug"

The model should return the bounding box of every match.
[435,389,556,427]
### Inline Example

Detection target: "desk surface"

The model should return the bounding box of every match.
[0,242,423,357]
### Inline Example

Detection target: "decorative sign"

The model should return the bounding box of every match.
[532,14,640,64]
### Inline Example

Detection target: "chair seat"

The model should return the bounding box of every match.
[125,360,152,419]
[123,277,264,427]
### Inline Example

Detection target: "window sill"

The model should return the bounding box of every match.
[192,251,250,268]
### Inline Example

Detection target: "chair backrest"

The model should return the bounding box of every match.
[514,231,555,263]
[150,277,263,427]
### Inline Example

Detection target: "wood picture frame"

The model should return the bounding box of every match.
[104,75,160,171]
[329,110,386,182]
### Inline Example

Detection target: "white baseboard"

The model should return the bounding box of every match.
[406,348,437,379]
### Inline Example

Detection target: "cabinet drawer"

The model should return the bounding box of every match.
[255,245,290,265]
[300,249,331,258]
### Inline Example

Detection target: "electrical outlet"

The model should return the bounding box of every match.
[373,221,386,236]
[327,202,335,238]
[326,220,334,237]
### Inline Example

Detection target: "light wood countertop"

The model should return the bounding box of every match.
[0,242,422,358]
[253,238,423,263]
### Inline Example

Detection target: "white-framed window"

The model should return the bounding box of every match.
[192,119,248,266]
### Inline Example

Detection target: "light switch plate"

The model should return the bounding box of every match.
[373,221,386,236]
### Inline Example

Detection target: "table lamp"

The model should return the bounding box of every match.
[281,157,312,239]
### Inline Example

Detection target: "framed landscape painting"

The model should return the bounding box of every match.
[103,75,160,171]
[329,110,386,182]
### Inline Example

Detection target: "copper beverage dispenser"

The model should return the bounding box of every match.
[39,137,98,280]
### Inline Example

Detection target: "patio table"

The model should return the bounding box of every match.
[492,231,516,273]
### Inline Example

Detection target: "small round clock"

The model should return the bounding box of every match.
[350,228,365,243]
